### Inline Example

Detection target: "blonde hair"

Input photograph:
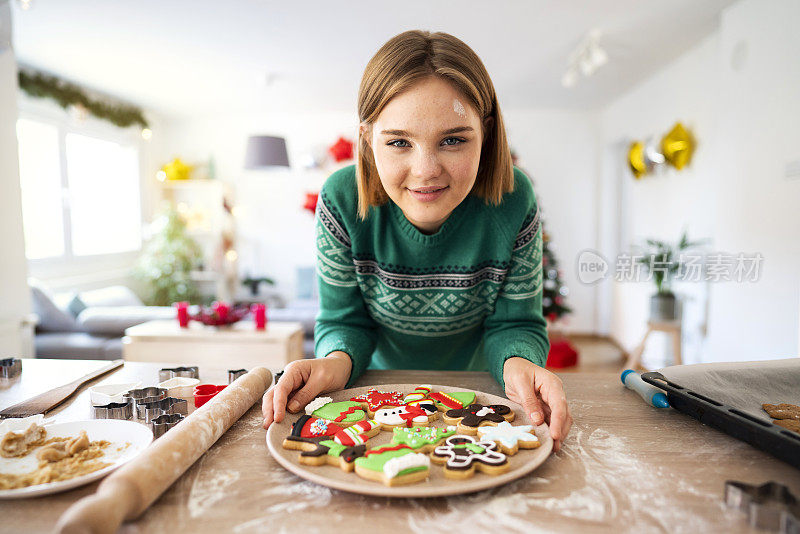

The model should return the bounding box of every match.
[356,30,514,219]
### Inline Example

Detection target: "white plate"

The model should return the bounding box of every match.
[89,382,142,405]
[0,419,153,499]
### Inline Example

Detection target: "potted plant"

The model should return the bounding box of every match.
[634,230,707,321]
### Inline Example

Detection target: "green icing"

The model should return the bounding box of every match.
[320,440,346,457]
[454,443,485,454]
[312,401,365,422]
[435,391,476,408]
[355,447,416,472]
[391,426,456,449]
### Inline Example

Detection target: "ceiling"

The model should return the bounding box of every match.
[10,0,735,119]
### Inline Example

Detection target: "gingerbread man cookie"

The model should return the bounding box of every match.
[305,397,366,427]
[390,425,457,453]
[350,388,406,416]
[354,444,430,486]
[430,435,509,479]
[442,403,515,434]
[477,421,540,454]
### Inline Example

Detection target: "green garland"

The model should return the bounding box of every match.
[18,70,149,129]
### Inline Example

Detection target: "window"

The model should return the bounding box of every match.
[16,117,142,261]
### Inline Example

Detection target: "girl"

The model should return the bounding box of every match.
[263,30,572,451]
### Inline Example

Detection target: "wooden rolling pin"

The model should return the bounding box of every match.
[56,366,272,534]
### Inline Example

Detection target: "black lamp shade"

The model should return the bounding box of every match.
[244,135,290,169]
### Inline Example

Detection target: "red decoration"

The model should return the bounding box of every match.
[328,136,354,162]
[174,301,189,328]
[545,339,579,369]
[252,303,267,330]
[303,192,319,214]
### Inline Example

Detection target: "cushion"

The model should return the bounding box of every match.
[67,295,87,317]
[77,306,175,336]
[28,279,81,332]
[78,286,143,308]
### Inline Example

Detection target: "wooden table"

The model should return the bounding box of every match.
[1,359,799,533]
[122,320,304,370]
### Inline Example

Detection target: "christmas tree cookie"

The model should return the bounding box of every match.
[350,388,406,416]
[477,421,540,455]
[305,397,366,427]
[390,425,457,453]
[430,435,510,479]
[354,444,430,486]
[442,403,515,435]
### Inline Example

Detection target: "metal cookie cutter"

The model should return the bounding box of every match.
[124,387,167,411]
[151,413,184,438]
[158,366,199,382]
[0,358,22,379]
[136,397,188,423]
[93,401,133,420]
[725,480,800,533]
[228,369,247,383]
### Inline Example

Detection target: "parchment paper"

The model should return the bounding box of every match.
[659,358,800,421]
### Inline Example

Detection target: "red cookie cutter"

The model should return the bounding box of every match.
[193,384,227,408]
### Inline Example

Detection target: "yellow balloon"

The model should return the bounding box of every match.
[628,141,646,179]
[161,158,193,181]
[661,123,695,170]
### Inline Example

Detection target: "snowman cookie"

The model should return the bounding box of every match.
[373,404,437,430]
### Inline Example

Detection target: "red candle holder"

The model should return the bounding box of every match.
[252,303,267,330]
[212,301,230,322]
[174,301,189,328]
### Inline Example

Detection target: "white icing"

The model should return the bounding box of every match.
[475,407,495,417]
[374,406,429,425]
[446,425,456,432]
[304,396,333,415]
[382,453,430,478]
[477,421,538,448]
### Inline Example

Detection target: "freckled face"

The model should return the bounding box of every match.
[362,77,486,234]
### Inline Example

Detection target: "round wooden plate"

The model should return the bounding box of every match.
[266,383,553,497]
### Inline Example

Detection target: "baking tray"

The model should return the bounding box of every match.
[642,372,800,469]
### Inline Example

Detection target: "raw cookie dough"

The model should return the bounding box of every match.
[0,423,47,458]
[762,403,800,421]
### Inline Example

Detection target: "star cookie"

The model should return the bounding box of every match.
[477,421,540,455]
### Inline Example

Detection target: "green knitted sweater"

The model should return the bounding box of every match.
[314,164,549,389]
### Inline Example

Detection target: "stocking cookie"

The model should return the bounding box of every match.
[373,404,437,430]
[431,435,509,479]
[350,388,406,416]
[354,444,430,486]
[288,438,367,472]
[443,403,515,434]
[403,385,432,403]
[477,421,540,454]
[305,397,366,427]
[429,391,477,411]
[390,425,457,452]
[333,419,381,446]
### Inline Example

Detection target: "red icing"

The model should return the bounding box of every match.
[363,444,412,457]
[350,389,405,411]
[333,405,362,422]
[398,405,427,427]
[300,417,342,438]
[430,391,463,409]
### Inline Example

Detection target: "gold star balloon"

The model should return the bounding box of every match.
[661,122,695,170]
[162,158,193,181]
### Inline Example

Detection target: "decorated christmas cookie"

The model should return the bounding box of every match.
[391,425,457,452]
[350,388,406,415]
[286,437,367,472]
[403,385,432,403]
[305,397,366,427]
[442,403,515,434]
[430,435,510,479]
[373,404,437,430]
[333,419,381,446]
[354,444,430,486]
[287,414,343,440]
[476,421,540,455]
[429,391,477,411]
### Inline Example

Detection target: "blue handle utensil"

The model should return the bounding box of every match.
[621,369,670,408]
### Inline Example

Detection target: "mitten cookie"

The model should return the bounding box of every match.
[288,438,367,472]
[477,421,540,454]
[354,444,430,486]
[350,388,406,416]
[429,391,477,411]
[443,403,515,434]
[305,397,366,427]
[430,435,509,479]
[373,404,437,430]
[390,425,457,452]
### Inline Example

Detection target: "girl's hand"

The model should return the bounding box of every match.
[502,357,572,452]
[262,351,352,429]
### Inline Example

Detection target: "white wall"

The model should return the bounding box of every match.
[0,5,33,356]
[599,0,800,365]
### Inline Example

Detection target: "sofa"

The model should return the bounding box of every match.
[29,279,318,361]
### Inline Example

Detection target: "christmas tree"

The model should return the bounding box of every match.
[541,227,572,323]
